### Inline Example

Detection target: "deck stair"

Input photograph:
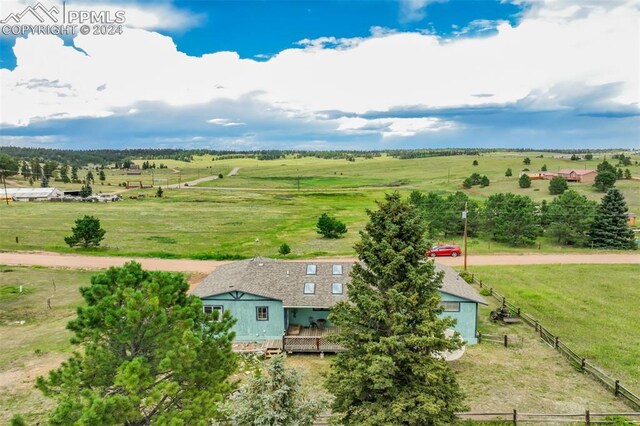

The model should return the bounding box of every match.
[263,339,283,358]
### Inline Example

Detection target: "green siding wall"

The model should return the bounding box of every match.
[440,293,480,344]
[201,290,480,344]
[203,292,285,341]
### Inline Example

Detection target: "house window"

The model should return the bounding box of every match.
[440,302,460,312]
[306,264,316,275]
[332,264,343,275]
[332,282,343,295]
[304,282,315,294]
[203,305,223,320]
[256,306,269,321]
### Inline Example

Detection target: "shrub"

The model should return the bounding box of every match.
[505,168,512,177]
[316,213,347,239]
[472,160,478,166]
[278,243,291,256]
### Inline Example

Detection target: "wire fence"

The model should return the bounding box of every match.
[472,275,640,411]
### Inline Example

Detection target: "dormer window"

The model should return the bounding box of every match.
[304,282,315,294]
[306,264,316,275]
[332,264,343,275]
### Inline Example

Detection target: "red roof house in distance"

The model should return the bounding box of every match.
[557,169,597,184]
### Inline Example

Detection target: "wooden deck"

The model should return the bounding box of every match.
[284,326,344,353]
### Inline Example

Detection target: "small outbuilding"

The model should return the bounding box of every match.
[3,187,64,201]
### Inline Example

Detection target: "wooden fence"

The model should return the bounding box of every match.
[314,411,640,425]
[472,275,640,411]
[457,410,640,424]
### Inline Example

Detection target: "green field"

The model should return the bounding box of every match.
[1,152,638,258]
[0,265,630,423]
[467,264,640,392]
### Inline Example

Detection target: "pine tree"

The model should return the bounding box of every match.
[37,262,237,424]
[523,157,531,165]
[59,164,70,183]
[71,165,79,183]
[519,173,531,188]
[40,174,49,188]
[86,170,94,184]
[20,161,30,179]
[588,188,636,249]
[546,190,597,246]
[548,176,568,195]
[226,355,326,425]
[505,168,512,177]
[624,169,632,179]
[99,170,106,182]
[327,193,466,425]
[541,164,548,171]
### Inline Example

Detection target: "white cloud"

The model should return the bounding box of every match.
[0,0,638,142]
[337,117,457,137]
[399,0,448,22]
[207,118,245,126]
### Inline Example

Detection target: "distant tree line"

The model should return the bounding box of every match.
[2,147,636,168]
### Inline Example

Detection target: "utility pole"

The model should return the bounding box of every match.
[463,201,468,271]
[2,174,8,205]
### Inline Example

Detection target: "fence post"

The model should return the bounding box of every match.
[581,358,586,371]
[534,320,539,332]
[478,332,482,343]
[316,338,320,352]
[504,334,508,348]
[615,380,620,396]
[502,296,506,308]
[585,409,590,425]
[554,336,559,349]
[513,409,517,426]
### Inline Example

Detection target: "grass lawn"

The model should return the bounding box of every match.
[285,297,630,415]
[0,266,93,424]
[467,264,640,392]
[1,152,638,259]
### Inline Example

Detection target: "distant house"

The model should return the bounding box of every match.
[557,169,597,184]
[3,187,63,202]
[192,257,487,353]
[524,171,558,180]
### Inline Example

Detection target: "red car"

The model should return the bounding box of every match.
[426,244,462,257]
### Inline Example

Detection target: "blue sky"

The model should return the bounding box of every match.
[0,0,638,149]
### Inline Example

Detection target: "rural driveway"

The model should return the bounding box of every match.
[228,167,240,176]
[1,252,638,274]
[161,174,220,189]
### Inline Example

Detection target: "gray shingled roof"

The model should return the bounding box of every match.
[192,257,487,307]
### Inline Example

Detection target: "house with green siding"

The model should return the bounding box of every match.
[192,257,487,353]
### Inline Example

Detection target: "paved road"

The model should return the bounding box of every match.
[1,251,638,274]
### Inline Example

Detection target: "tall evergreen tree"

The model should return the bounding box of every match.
[546,190,597,246]
[40,174,49,188]
[59,164,70,183]
[37,262,237,425]
[588,188,636,249]
[485,193,540,246]
[327,193,466,425]
[20,161,30,179]
[71,165,79,183]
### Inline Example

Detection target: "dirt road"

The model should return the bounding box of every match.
[1,251,638,274]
